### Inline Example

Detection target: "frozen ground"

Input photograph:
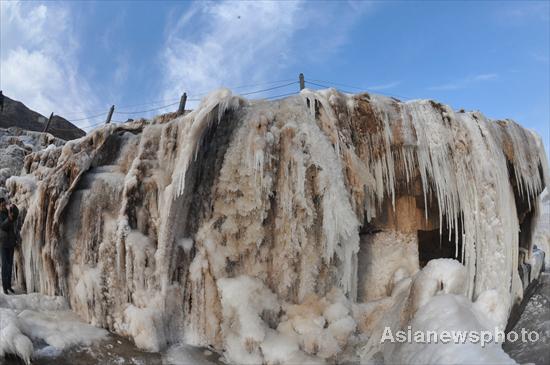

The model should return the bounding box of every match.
[1,336,222,365]
[504,270,550,365]
[1,331,223,365]
[2,264,544,365]
[0,290,220,365]
[1,334,161,365]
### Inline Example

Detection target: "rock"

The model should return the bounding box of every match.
[0,95,85,141]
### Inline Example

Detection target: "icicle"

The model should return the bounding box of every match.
[172,89,243,200]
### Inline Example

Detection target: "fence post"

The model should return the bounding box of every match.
[299,73,305,91]
[178,93,187,115]
[105,105,115,124]
[43,112,54,133]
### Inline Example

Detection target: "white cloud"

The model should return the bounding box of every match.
[160,1,373,104]
[428,73,498,91]
[0,1,98,127]
[161,1,302,103]
[0,1,375,125]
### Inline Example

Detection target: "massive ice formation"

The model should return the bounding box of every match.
[4,88,548,363]
[0,127,64,190]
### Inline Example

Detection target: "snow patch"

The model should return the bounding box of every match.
[0,292,107,363]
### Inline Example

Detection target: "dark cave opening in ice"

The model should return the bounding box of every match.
[418,219,463,268]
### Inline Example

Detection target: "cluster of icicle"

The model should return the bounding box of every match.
[5,87,548,364]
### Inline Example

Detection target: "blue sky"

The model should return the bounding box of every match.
[0,0,548,152]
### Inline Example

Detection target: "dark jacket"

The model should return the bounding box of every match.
[0,206,19,248]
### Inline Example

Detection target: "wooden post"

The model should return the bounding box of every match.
[105,105,115,124]
[178,93,187,115]
[299,73,305,91]
[43,112,54,133]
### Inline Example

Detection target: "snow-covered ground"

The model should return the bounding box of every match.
[0,291,107,364]
[0,291,222,365]
[1,333,223,365]
[1,259,522,365]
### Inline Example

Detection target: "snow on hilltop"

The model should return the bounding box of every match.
[2,88,548,364]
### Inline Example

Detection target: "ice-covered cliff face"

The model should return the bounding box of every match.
[0,127,64,190]
[6,88,548,363]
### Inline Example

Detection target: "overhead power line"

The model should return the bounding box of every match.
[115,97,181,110]
[232,78,296,90]
[64,99,182,119]
[68,111,108,122]
[55,75,416,133]
[265,91,300,100]
[307,78,412,100]
[191,78,297,97]
[115,101,181,115]
[81,120,106,130]
[56,79,300,123]
[309,78,365,91]
[305,81,342,91]
[239,81,298,96]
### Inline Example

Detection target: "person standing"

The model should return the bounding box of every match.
[0,197,19,294]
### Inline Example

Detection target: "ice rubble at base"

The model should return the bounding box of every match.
[0,292,107,364]
[218,275,357,364]
[3,88,548,364]
[214,259,517,364]
[382,260,516,365]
